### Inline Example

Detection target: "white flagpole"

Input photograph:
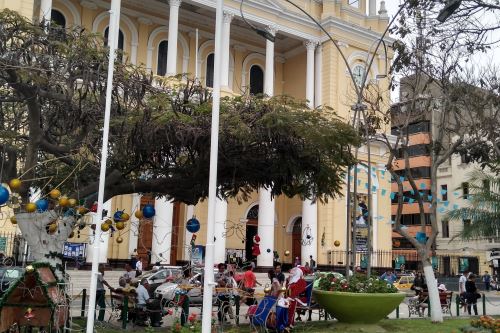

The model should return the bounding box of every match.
[201,0,223,332]
[85,1,121,332]
[195,28,199,79]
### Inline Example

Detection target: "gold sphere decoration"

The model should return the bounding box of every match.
[115,221,125,230]
[104,219,113,225]
[116,236,123,244]
[284,250,290,257]
[9,178,22,191]
[26,265,35,273]
[68,198,77,207]
[264,286,271,294]
[25,203,37,213]
[120,212,130,222]
[101,223,110,232]
[134,210,143,219]
[77,206,89,215]
[58,197,69,207]
[334,240,341,247]
[48,223,58,234]
[49,189,61,199]
[10,216,17,225]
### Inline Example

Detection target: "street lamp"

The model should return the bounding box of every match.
[437,0,462,23]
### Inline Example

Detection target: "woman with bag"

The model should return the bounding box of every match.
[465,274,480,315]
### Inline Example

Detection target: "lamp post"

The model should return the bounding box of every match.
[201,0,224,333]
[85,1,121,333]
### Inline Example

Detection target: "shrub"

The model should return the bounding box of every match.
[316,273,398,293]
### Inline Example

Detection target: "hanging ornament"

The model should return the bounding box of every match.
[284,250,290,257]
[58,196,69,207]
[8,179,22,191]
[101,223,110,232]
[47,223,57,234]
[334,240,341,247]
[36,199,49,212]
[10,216,17,225]
[142,204,155,218]
[134,210,143,219]
[68,198,77,207]
[115,221,125,230]
[0,186,10,205]
[252,235,261,257]
[116,236,123,244]
[77,206,89,215]
[121,212,130,222]
[186,217,201,233]
[49,189,61,199]
[113,210,125,222]
[266,248,271,253]
[25,202,37,213]
[104,219,113,226]
[25,265,35,273]
[90,202,98,212]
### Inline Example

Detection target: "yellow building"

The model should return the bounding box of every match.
[1,0,394,269]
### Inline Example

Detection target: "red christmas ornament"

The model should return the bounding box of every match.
[252,235,261,257]
[90,201,98,213]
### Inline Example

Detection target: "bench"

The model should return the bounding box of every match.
[407,291,453,317]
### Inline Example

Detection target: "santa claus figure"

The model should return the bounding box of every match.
[252,235,261,257]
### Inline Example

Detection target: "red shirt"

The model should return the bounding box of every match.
[243,270,257,288]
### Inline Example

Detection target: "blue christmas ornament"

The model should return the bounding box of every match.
[113,210,124,222]
[36,199,49,212]
[416,231,427,244]
[142,204,155,218]
[0,186,9,205]
[186,217,201,233]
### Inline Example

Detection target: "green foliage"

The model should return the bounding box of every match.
[316,273,398,294]
[447,169,500,240]
[0,9,359,205]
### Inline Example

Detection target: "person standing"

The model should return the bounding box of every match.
[309,255,316,272]
[96,265,113,322]
[242,263,261,305]
[465,274,479,315]
[483,271,491,291]
[274,263,286,286]
[459,270,470,312]
[135,256,143,276]
[294,257,301,267]
[380,270,397,284]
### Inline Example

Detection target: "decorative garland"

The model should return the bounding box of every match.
[44,251,66,274]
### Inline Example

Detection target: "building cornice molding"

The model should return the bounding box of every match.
[320,16,395,46]
[80,0,98,10]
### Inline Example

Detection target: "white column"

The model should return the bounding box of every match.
[40,0,53,22]
[166,0,182,76]
[315,44,322,108]
[184,205,195,260]
[152,197,174,264]
[128,193,141,256]
[302,40,318,266]
[214,198,228,264]
[86,200,111,263]
[369,0,377,16]
[257,27,277,268]
[264,26,277,96]
[220,12,233,88]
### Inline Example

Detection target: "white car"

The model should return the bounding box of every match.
[154,272,216,306]
[130,266,183,292]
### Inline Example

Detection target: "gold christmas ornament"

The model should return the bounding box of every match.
[101,223,110,232]
[334,240,341,247]
[26,265,35,273]
[264,285,271,294]
[68,198,77,207]
[10,216,17,225]
[25,203,37,213]
[284,250,290,257]
[48,223,58,234]
[116,236,123,244]
[104,219,113,225]
[115,221,125,230]
[120,212,130,221]
[9,178,22,191]
[49,189,61,199]
[134,210,143,219]
[58,197,69,207]
[77,206,88,215]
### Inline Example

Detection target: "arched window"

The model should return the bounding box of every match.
[104,27,124,51]
[249,65,264,95]
[206,53,215,88]
[157,40,168,76]
[50,10,66,28]
[246,205,259,220]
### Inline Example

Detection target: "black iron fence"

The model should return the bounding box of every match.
[0,232,27,266]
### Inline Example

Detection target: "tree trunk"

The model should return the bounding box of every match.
[422,257,443,322]
[15,211,76,277]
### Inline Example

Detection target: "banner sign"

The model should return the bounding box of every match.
[63,242,86,259]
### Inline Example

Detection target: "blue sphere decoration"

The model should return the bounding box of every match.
[416,231,427,244]
[0,186,9,205]
[36,199,49,212]
[113,210,124,222]
[186,218,200,233]
[142,204,155,218]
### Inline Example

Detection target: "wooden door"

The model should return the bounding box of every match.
[137,195,154,266]
[170,202,181,265]
[292,218,302,264]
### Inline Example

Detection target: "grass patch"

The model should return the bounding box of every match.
[73,317,476,333]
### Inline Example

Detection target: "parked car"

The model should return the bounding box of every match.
[394,274,415,292]
[130,266,183,293]
[154,272,216,306]
[0,267,24,295]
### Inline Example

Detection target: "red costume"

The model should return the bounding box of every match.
[286,267,307,327]
[251,235,261,257]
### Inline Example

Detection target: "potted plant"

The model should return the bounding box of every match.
[313,273,405,324]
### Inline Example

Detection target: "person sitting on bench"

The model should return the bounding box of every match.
[136,278,162,327]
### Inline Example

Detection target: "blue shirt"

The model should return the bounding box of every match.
[381,272,397,284]
[136,284,149,305]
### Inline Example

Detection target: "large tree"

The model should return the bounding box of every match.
[0,10,361,271]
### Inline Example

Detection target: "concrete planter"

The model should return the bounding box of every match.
[313,290,405,324]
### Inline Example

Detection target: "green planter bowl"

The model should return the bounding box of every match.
[313,290,405,324]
